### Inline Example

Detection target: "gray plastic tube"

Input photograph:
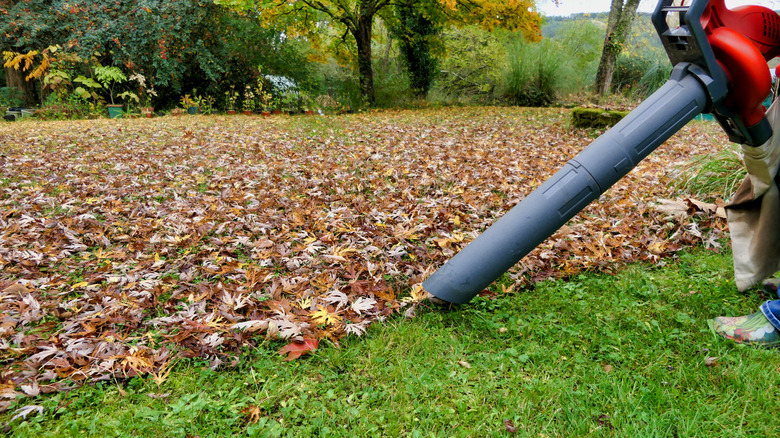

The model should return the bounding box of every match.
[423,65,710,304]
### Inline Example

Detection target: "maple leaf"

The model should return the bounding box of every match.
[151,360,172,388]
[277,337,318,361]
[350,297,376,315]
[20,382,40,396]
[10,405,44,422]
[231,320,268,332]
[242,405,263,424]
[296,297,313,309]
[311,306,343,326]
[402,284,428,303]
[120,354,154,376]
[345,321,368,336]
[323,289,349,310]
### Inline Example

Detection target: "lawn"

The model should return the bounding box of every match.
[3,248,778,437]
[2,107,773,436]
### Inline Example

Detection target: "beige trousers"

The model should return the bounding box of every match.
[727,91,780,291]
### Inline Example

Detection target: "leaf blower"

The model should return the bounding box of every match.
[423,0,780,304]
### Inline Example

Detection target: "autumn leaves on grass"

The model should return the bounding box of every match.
[0,109,728,407]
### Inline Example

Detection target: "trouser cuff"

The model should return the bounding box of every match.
[759,300,780,331]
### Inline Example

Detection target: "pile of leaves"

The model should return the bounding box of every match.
[0,107,730,408]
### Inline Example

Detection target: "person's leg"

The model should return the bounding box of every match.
[711,280,780,347]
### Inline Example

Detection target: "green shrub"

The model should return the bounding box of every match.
[0,87,25,107]
[372,55,416,108]
[613,46,672,98]
[500,39,561,107]
[34,93,102,120]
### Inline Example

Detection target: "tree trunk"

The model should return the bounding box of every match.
[382,30,392,73]
[354,5,375,104]
[594,0,641,95]
[4,66,37,106]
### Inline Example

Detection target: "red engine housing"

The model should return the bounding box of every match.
[699,0,780,128]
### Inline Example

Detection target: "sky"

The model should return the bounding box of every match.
[537,0,780,17]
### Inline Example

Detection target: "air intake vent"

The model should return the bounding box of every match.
[763,12,780,40]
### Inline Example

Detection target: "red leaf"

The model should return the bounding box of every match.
[277,337,318,361]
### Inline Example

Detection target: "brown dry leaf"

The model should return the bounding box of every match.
[0,384,19,400]
[653,199,688,219]
[242,405,263,424]
[705,356,720,367]
[0,108,730,395]
[2,283,30,295]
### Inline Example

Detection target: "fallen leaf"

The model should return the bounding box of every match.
[0,108,731,392]
[2,283,30,295]
[350,297,376,315]
[10,405,43,422]
[653,199,688,218]
[242,405,263,424]
[458,360,471,369]
[705,356,720,367]
[20,382,40,397]
[311,307,342,326]
[277,337,318,361]
[0,384,18,400]
[504,419,517,433]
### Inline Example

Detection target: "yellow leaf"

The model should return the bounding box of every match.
[151,360,172,387]
[121,355,154,375]
[206,315,225,328]
[402,284,427,303]
[297,297,313,309]
[311,307,342,326]
[332,246,357,258]
[71,281,88,290]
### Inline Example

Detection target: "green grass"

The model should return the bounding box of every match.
[670,143,746,200]
[4,246,780,437]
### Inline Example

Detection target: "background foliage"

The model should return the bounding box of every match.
[1,1,674,113]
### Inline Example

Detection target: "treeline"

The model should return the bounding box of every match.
[0,1,672,116]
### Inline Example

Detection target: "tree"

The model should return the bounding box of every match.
[387,1,441,98]
[593,0,641,95]
[436,25,507,99]
[217,0,543,103]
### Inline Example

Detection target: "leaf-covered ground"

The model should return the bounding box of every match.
[0,107,730,408]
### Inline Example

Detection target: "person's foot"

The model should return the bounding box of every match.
[710,310,780,347]
[762,278,780,297]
